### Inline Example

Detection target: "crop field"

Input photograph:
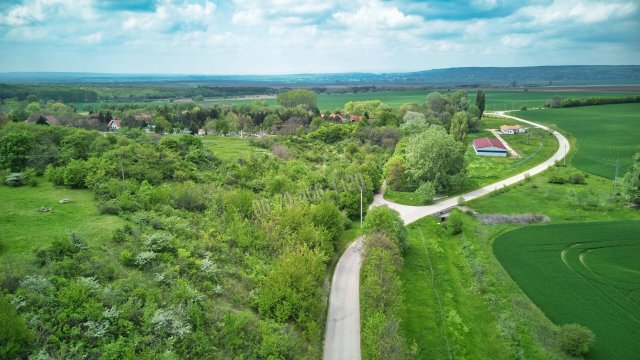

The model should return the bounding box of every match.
[494,221,640,360]
[200,135,268,161]
[0,182,124,271]
[206,90,639,111]
[514,103,640,178]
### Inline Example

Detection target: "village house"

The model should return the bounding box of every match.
[197,128,206,136]
[45,115,61,126]
[107,118,121,130]
[500,124,526,135]
[473,137,508,157]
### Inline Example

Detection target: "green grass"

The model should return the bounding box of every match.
[401,218,512,359]
[514,104,640,178]
[0,181,124,271]
[493,221,640,360]
[200,135,268,161]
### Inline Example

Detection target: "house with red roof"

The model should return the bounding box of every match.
[44,115,61,126]
[473,137,507,157]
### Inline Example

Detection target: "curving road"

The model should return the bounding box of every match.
[323,111,570,360]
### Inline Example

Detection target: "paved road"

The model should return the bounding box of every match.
[323,111,570,359]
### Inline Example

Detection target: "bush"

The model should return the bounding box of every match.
[363,206,407,253]
[558,324,595,357]
[477,213,549,225]
[4,172,27,187]
[415,182,436,204]
[520,105,528,111]
[569,173,586,185]
[0,295,33,359]
[548,174,568,184]
[445,209,464,235]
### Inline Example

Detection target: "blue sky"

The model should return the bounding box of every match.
[0,0,638,74]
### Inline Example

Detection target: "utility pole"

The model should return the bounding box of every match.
[360,187,363,228]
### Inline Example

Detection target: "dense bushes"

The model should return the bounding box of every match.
[361,207,412,359]
[559,95,640,108]
[558,324,595,356]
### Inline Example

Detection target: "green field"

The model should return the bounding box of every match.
[514,104,640,178]
[208,90,639,111]
[200,135,268,161]
[494,221,640,360]
[0,182,124,271]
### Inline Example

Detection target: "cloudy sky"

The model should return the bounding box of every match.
[0,0,638,74]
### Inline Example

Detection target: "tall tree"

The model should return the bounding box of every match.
[450,111,469,142]
[475,89,486,118]
[404,125,466,192]
[621,152,640,206]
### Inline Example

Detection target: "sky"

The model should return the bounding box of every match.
[0,0,638,74]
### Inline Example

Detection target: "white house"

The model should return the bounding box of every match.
[107,119,121,130]
[500,124,526,135]
[473,137,507,157]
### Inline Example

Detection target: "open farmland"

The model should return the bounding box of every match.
[206,89,640,112]
[514,104,640,178]
[493,221,640,360]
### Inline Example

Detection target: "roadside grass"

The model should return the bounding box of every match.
[514,103,640,178]
[384,116,559,206]
[494,221,640,360]
[401,217,559,359]
[0,181,124,272]
[200,135,268,161]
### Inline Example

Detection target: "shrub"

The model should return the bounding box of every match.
[119,249,135,267]
[363,206,407,253]
[477,213,549,225]
[569,173,586,185]
[415,182,436,204]
[4,173,27,187]
[520,105,528,111]
[548,175,568,184]
[0,295,33,359]
[445,209,464,235]
[558,324,595,357]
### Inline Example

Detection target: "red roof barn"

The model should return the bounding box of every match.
[473,137,507,157]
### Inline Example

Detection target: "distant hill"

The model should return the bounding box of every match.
[1,65,639,86]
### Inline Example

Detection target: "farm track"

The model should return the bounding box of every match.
[323,112,571,359]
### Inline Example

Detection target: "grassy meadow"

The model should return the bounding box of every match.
[200,135,268,161]
[514,103,640,178]
[494,221,640,360]
[0,181,124,271]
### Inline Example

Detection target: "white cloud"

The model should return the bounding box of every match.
[518,0,637,25]
[333,1,423,30]
[501,33,534,48]
[1,0,94,26]
[83,32,103,44]
[121,0,216,31]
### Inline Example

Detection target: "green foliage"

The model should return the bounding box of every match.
[559,95,640,108]
[256,245,326,327]
[445,209,464,235]
[385,156,412,191]
[307,123,356,143]
[5,172,27,186]
[621,152,640,206]
[363,206,407,253]
[277,89,317,109]
[308,201,344,243]
[0,129,36,171]
[449,111,469,142]
[558,324,595,357]
[0,294,34,359]
[475,89,486,117]
[415,182,436,204]
[344,100,388,116]
[404,125,466,192]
